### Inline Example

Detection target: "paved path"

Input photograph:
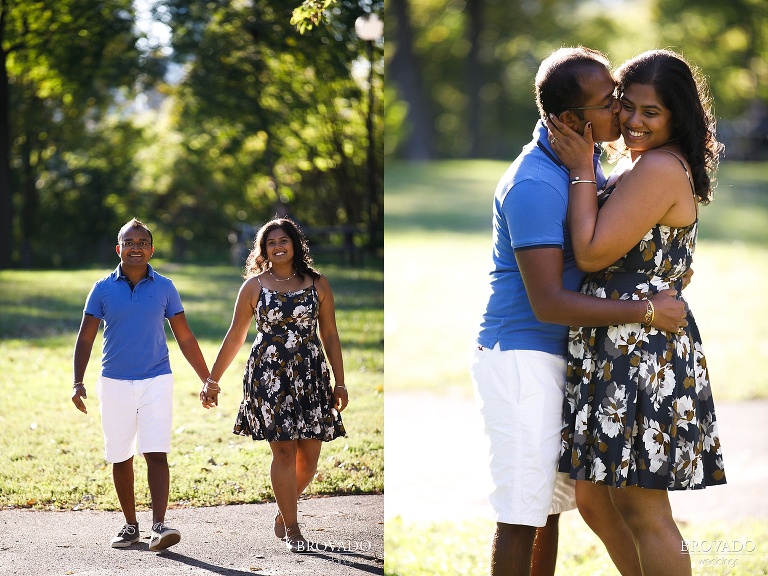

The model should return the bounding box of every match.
[386,391,768,524]
[0,495,383,576]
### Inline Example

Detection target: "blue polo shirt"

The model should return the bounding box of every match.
[84,264,184,380]
[477,121,607,355]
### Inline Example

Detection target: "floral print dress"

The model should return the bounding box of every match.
[233,279,345,442]
[558,164,726,490]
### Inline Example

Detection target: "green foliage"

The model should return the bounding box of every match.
[291,0,337,34]
[0,261,383,509]
[387,0,768,160]
[2,0,384,268]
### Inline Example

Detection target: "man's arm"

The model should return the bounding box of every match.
[72,314,101,414]
[168,312,210,383]
[516,247,686,332]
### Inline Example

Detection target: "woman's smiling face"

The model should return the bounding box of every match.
[619,82,675,154]
[265,228,294,264]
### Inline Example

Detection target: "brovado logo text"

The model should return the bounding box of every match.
[293,540,373,553]
[681,540,756,554]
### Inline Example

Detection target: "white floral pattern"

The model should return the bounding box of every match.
[559,184,726,490]
[234,283,345,442]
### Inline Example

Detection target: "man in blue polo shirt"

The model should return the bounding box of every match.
[470,47,687,576]
[71,218,210,552]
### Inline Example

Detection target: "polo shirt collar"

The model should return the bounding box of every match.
[111,263,156,282]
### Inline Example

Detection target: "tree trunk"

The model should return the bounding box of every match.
[0,51,13,269]
[465,0,482,158]
[389,0,432,160]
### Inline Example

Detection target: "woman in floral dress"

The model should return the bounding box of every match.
[547,50,725,575]
[201,218,347,553]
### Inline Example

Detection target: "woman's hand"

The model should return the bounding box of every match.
[546,113,596,173]
[333,385,349,412]
[200,378,220,409]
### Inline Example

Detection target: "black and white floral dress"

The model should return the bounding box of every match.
[559,161,726,490]
[233,278,345,442]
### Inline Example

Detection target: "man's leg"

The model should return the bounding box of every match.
[492,523,537,576]
[531,514,559,576]
[144,452,170,524]
[472,348,567,576]
[576,481,642,576]
[112,457,137,525]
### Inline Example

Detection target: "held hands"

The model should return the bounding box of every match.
[333,385,349,412]
[200,376,220,409]
[649,289,688,334]
[71,384,87,414]
[545,113,595,172]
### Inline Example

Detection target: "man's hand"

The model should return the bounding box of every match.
[71,384,88,414]
[649,289,687,333]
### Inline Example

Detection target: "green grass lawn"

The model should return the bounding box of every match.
[384,159,768,401]
[0,258,383,510]
[384,159,768,575]
[385,515,768,576]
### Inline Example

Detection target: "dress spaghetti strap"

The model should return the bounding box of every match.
[655,148,695,197]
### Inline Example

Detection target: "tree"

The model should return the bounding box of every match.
[1,0,159,267]
[153,0,382,249]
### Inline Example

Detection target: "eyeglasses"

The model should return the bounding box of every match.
[120,240,152,248]
[566,94,617,111]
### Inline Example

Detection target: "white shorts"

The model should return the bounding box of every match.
[96,374,174,463]
[471,344,576,527]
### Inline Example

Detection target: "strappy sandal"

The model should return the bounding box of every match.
[274,511,286,539]
[284,522,310,553]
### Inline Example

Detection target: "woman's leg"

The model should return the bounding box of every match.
[295,439,323,496]
[269,440,299,526]
[273,439,323,533]
[609,485,691,576]
[576,481,642,576]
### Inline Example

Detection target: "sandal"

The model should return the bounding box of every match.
[274,511,286,539]
[284,522,310,553]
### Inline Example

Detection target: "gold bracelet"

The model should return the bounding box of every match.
[643,300,655,326]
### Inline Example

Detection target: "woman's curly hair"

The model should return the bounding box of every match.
[613,49,724,204]
[243,218,320,280]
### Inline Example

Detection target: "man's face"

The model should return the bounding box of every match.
[116,226,154,268]
[571,67,621,143]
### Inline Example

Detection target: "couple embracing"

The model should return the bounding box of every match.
[471,47,725,576]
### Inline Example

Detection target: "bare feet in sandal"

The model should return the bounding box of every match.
[284,523,310,553]
[274,511,286,539]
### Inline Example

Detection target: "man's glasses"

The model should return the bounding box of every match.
[566,94,617,111]
[120,240,152,248]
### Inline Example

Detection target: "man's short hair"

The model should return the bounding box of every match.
[535,47,611,119]
[118,218,153,245]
